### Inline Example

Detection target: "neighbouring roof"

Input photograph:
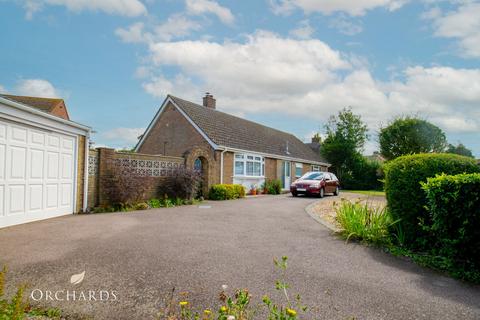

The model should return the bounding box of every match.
[0,94,69,119]
[169,95,328,164]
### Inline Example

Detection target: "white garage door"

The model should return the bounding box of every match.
[0,119,76,228]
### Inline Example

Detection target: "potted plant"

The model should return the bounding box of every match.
[250,184,257,196]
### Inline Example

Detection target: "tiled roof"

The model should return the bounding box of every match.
[169,95,328,164]
[0,94,65,114]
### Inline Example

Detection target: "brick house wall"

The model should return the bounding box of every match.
[75,135,86,212]
[137,102,213,157]
[51,102,70,120]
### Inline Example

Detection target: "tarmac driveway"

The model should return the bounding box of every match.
[1,195,479,319]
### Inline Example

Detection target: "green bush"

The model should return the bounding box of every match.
[208,184,245,200]
[263,179,282,194]
[148,198,162,208]
[422,173,480,279]
[335,200,396,245]
[340,155,383,190]
[384,153,480,247]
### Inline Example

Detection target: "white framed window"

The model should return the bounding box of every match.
[234,153,264,177]
[311,165,320,172]
[295,163,303,177]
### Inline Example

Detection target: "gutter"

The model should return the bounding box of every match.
[216,145,330,167]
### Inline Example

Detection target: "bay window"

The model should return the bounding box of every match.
[234,153,264,177]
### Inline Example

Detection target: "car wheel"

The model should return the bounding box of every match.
[319,188,325,198]
[292,192,298,197]
[334,186,339,196]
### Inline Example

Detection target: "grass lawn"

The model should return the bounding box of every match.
[342,190,386,196]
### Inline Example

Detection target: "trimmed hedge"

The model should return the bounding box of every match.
[208,184,246,200]
[422,173,480,275]
[384,153,480,246]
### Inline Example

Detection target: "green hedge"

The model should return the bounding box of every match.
[208,184,246,200]
[384,153,480,246]
[422,173,480,275]
[263,179,282,195]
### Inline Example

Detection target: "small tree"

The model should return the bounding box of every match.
[379,116,447,160]
[321,107,369,182]
[446,143,474,158]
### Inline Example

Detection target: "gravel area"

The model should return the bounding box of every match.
[309,192,387,230]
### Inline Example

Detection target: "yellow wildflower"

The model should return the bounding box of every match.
[179,301,189,307]
[220,306,227,313]
[204,309,212,315]
[286,308,297,317]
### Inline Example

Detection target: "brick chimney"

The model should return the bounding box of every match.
[202,92,216,109]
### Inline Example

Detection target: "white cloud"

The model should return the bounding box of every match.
[23,0,147,19]
[185,0,234,24]
[101,127,145,147]
[328,15,363,35]
[15,79,60,98]
[425,2,480,58]
[138,31,480,135]
[115,22,147,43]
[269,0,408,16]
[116,14,202,44]
[0,85,6,93]
[289,20,315,39]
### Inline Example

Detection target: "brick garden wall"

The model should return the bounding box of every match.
[87,147,185,209]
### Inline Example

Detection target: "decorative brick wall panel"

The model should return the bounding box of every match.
[86,148,185,208]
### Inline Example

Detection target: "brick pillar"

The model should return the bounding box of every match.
[97,147,115,207]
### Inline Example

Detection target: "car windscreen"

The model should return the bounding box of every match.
[300,172,324,180]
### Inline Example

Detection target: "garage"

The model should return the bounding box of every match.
[0,95,90,228]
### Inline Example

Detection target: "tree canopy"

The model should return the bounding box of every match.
[379,117,447,160]
[446,143,474,158]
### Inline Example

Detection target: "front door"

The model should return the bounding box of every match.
[283,161,291,189]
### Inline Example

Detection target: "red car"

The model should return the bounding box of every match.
[290,171,340,198]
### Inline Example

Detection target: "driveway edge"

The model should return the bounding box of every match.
[304,201,342,233]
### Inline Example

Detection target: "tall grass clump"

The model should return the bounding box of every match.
[335,200,397,245]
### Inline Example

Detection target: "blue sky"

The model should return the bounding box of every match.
[0,0,479,156]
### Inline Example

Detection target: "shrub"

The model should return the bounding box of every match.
[422,173,480,278]
[148,198,162,208]
[103,161,155,209]
[340,155,383,190]
[208,184,245,200]
[134,202,149,210]
[159,168,202,200]
[384,153,480,247]
[263,179,282,194]
[335,200,396,245]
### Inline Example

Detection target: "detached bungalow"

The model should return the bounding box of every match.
[135,94,330,192]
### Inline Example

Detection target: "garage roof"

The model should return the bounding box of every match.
[0,94,70,120]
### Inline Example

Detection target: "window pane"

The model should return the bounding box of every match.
[247,155,254,160]
[255,156,261,161]
[235,154,244,159]
[254,162,261,176]
[235,161,244,175]
[246,161,254,175]
[295,167,302,177]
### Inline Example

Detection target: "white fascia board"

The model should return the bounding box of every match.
[0,97,90,136]
[135,96,219,152]
[220,146,330,167]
